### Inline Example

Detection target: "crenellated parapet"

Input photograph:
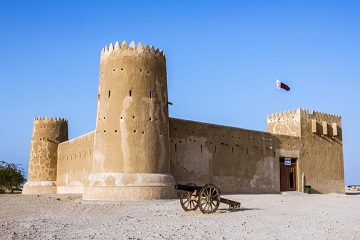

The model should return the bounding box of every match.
[267,109,298,122]
[299,109,341,138]
[300,109,341,122]
[267,109,301,137]
[34,116,68,122]
[100,40,166,63]
[267,108,342,138]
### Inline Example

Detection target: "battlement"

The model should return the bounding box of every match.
[267,108,341,123]
[100,40,165,62]
[267,109,298,122]
[300,109,341,122]
[34,116,68,123]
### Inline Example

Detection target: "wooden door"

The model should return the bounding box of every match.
[280,158,297,191]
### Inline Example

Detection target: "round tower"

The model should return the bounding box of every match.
[83,41,176,200]
[23,117,68,194]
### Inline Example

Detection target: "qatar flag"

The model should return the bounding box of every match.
[276,79,290,91]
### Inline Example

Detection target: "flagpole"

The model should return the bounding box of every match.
[275,82,278,111]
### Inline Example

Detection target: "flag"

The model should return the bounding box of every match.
[276,79,290,91]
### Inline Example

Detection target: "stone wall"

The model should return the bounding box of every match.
[299,110,344,193]
[169,118,301,193]
[266,108,344,193]
[57,132,94,193]
[83,41,175,201]
[23,117,68,194]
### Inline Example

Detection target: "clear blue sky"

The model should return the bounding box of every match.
[1,1,359,185]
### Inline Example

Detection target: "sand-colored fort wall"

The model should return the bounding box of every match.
[23,117,68,194]
[267,109,301,137]
[299,110,344,193]
[23,41,345,197]
[268,109,344,193]
[83,41,176,200]
[169,118,302,193]
[57,132,94,194]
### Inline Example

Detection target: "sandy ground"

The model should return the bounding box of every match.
[1,192,359,240]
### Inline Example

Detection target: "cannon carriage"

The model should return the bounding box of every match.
[175,183,241,214]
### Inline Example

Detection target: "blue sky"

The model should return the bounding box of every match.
[0,1,359,185]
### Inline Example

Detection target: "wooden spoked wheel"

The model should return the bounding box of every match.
[199,184,220,214]
[180,183,199,211]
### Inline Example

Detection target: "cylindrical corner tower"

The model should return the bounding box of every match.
[23,117,68,194]
[83,41,176,200]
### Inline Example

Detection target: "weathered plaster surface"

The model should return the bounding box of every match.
[56,132,94,194]
[23,117,68,194]
[169,118,282,193]
[83,41,175,200]
[24,41,345,198]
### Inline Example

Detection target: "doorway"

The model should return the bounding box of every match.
[280,157,297,191]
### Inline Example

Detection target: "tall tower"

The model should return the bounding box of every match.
[83,41,176,200]
[23,117,68,194]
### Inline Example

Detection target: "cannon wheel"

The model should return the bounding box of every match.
[180,183,199,211]
[199,184,220,214]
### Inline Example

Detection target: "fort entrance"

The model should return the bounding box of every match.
[280,158,297,191]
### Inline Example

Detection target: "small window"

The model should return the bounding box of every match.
[108,91,111,98]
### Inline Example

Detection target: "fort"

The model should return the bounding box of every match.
[22,41,344,200]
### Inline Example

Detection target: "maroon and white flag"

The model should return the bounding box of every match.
[276,79,290,91]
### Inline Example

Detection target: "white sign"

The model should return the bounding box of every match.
[284,158,291,166]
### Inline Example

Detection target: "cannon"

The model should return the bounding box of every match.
[175,183,241,214]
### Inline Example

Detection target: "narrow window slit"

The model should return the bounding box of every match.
[150,91,152,99]
[129,90,132,97]
[108,90,111,98]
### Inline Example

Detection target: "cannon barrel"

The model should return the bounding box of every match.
[175,184,202,192]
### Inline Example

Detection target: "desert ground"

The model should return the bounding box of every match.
[1,191,359,240]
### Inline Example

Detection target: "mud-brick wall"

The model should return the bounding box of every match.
[169,118,281,193]
[57,132,94,194]
[299,111,344,193]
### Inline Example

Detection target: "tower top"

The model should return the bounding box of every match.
[100,40,166,63]
[34,116,68,123]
